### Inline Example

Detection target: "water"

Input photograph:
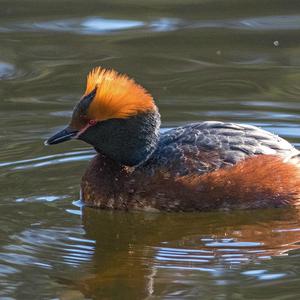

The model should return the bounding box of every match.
[1,0,300,298]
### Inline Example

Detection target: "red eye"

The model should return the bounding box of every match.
[88,119,97,126]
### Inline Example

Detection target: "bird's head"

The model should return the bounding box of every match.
[46,67,161,166]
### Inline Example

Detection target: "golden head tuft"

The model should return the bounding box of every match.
[84,67,155,121]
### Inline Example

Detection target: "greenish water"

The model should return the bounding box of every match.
[2,1,300,299]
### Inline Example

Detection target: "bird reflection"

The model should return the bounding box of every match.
[76,208,300,299]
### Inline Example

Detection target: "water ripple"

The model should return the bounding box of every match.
[239,15,300,30]
[149,216,300,286]
[0,150,94,170]
[2,15,300,35]
[0,17,145,35]
[0,62,17,80]
[1,227,95,271]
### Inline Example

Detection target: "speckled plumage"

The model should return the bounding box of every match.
[81,121,300,211]
[141,121,299,177]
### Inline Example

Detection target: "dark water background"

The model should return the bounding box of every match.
[2,1,300,299]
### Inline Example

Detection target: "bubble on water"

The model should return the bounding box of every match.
[273,40,279,47]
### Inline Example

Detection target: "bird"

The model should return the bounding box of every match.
[45,67,300,212]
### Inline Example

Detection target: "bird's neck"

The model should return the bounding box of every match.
[81,108,161,167]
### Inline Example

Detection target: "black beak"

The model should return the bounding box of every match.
[45,126,78,145]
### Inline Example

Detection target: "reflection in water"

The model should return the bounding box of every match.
[0,150,94,173]
[0,62,16,79]
[77,208,300,299]
[0,220,96,298]
[4,15,300,35]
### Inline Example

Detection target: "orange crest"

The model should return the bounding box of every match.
[83,67,155,121]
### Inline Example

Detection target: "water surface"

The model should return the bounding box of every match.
[1,0,300,299]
